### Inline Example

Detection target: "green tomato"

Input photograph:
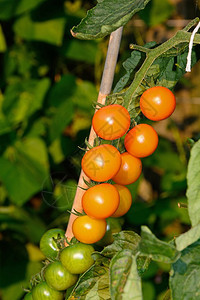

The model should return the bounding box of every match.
[39,228,65,260]
[44,261,78,291]
[32,282,63,300]
[60,243,94,274]
[24,292,33,300]
[96,217,122,247]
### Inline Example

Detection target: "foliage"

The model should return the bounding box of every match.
[1,0,200,299]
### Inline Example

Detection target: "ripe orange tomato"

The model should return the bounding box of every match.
[124,124,158,158]
[72,215,107,244]
[82,183,120,219]
[140,86,176,121]
[112,184,132,217]
[92,104,130,140]
[112,152,142,185]
[81,144,121,182]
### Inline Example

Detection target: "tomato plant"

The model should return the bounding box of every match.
[92,104,130,140]
[112,152,142,185]
[82,183,120,219]
[81,144,121,182]
[72,215,107,244]
[44,261,78,291]
[112,184,132,217]
[140,86,176,121]
[32,281,63,300]
[39,228,65,260]
[60,243,94,274]
[124,124,158,157]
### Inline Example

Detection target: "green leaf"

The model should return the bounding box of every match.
[170,239,200,300]
[2,78,50,125]
[0,137,49,205]
[139,226,180,263]
[1,259,42,300]
[63,40,98,64]
[68,265,110,299]
[139,0,174,27]
[14,14,66,45]
[101,231,141,258]
[49,100,74,141]
[48,74,76,107]
[71,0,152,40]
[175,224,200,251]
[0,24,6,52]
[186,139,200,226]
[0,206,46,243]
[14,0,47,16]
[110,250,142,300]
[0,0,46,20]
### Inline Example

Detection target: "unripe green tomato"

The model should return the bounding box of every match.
[32,281,63,300]
[24,292,33,300]
[60,243,94,274]
[95,217,122,247]
[44,261,78,291]
[39,228,65,260]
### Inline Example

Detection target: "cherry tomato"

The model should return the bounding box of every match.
[124,124,158,157]
[32,282,63,300]
[72,215,107,244]
[82,183,119,219]
[112,184,132,217]
[112,152,142,185]
[95,217,122,246]
[81,144,121,182]
[60,243,94,274]
[39,228,65,260]
[92,104,131,140]
[140,86,176,121]
[24,292,33,300]
[44,261,78,291]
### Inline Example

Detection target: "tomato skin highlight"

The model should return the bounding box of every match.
[32,281,63,300]
[112,152,142,185]
[112,184,132,217]
[72,215,107,244]
[44,261,78,291]
[81,144,121,182]
[60,243,94,274]
[140,86,176,121]
[124,124,158,158]
[92,104,131,140]
[82,183,120,219]
[39,228,65,260]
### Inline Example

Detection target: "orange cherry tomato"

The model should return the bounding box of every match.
[82,183,120,219]
[72,215,107,244]
[81,144,121,182]
[140,86,176,121]
[112,152,142,185]
[124,124,158,158]
[92,104,131,140]
[112,184,132,217]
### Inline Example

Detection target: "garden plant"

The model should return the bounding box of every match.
[1,0,200,299]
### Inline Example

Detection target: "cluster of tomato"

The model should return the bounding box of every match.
[72,86,176,244]
[24,228,96,299]
[24,86,176,299]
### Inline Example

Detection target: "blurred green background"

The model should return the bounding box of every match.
[0,0,200,299]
